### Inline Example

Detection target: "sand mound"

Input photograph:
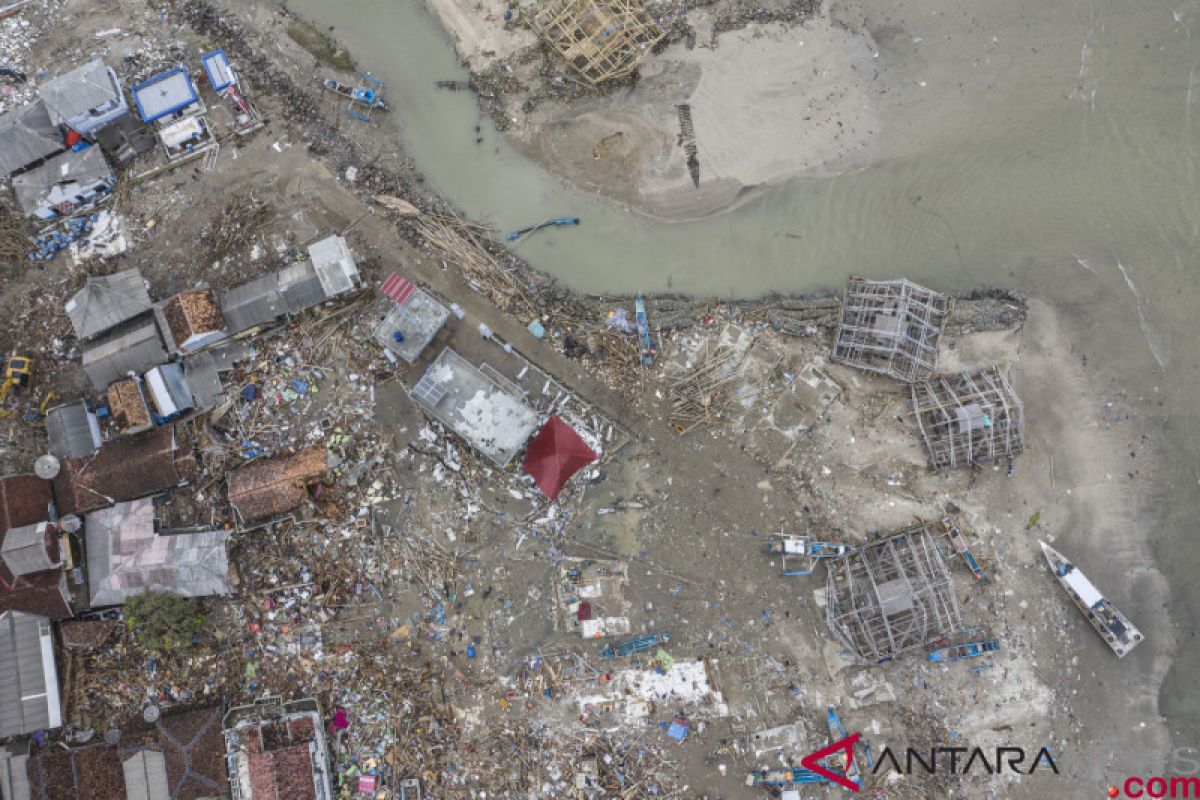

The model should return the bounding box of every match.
[519,17,880,219]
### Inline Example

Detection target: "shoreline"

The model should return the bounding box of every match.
[250,0,1171,782]
[0,0,1179,794]
[187,0,1173,789]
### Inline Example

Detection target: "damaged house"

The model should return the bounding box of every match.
[410,348,540,467]
[825,523,962,663]
[831,277,950,383]
[106,376,153,435]
[84,497,231,607]
[223,699,333,800]
[306,234,361,300]
[159,289,228,355]
[226,447,327,528]
[52,424,197,516]
[530,0,664,84]
[38,59,130,137]
[911,364,1025,470]
[23,705,228,798]
[12,145,114,220]
[0,99,64,180]
[0,477,72,621]
[375,272,449,364]
[131,65,213,160]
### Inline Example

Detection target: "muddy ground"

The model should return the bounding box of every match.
[0,1,1173,798]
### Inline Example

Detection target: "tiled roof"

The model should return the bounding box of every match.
[107,378,151,431]
[0,475,53,532]
[0,565,71,620]
[52,425,196,516]
[226,448,326,525]
[25,706,227,799]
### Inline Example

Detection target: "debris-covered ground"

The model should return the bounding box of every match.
[0,1,1170,799]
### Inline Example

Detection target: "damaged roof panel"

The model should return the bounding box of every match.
[82,319,168,390]
[0,99,63,179]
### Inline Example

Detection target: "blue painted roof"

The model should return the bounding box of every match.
[201,49,234,92]
[131,66,198,122]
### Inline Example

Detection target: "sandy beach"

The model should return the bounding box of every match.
[422,0,1095,220]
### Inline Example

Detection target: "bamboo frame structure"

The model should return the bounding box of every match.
[831,277,950,383]
[530,0,664,84]
[825,524,962,663]
[911,364,1025,470]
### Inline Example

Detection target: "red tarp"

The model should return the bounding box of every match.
[523,415,597,500]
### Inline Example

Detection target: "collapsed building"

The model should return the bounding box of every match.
[911,365,1025,470]
[831,277,950,383]
[223,699,333,800]
[529,0,664,84]
[825,524,962,663]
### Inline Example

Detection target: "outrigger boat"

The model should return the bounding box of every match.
[1039,540,1143,657]
[941,515,988,583]
[505,216,579,242]
[826,708,866,790]
[600,631,671,659]
[746,767,829,787]
[635,295,655,366]
[768,536,854,576]
[746,709,869,791]
[321,73,388,117]
[928,638,1001,663]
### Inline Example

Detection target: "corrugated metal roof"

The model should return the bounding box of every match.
[278,262,327,313]
[122,750,170,800]
[219,272,288,333]
[379,272,416,305]
[65,268,153,340]
[82,320,167,390]
[0,610,61,737]
[12,145,114,216]
[0,100,63,179]
[39,60,122,125]
[0,745,31,800]
[307,235,359,298]
[0,523,57,577]
[44,399,101,459]
[85,498,231,606]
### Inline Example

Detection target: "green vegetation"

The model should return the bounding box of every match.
[125,591,207,653]
[1025,511,1041,530]
[286,20,354,71]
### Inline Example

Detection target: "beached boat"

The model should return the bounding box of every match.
[827,708,862,789]
[927,639,1000,663]
[321,77,388,111]
[635,295,655,366]
[1039,540,1143,657]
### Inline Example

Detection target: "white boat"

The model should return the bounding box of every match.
[1039,540,1143,657]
